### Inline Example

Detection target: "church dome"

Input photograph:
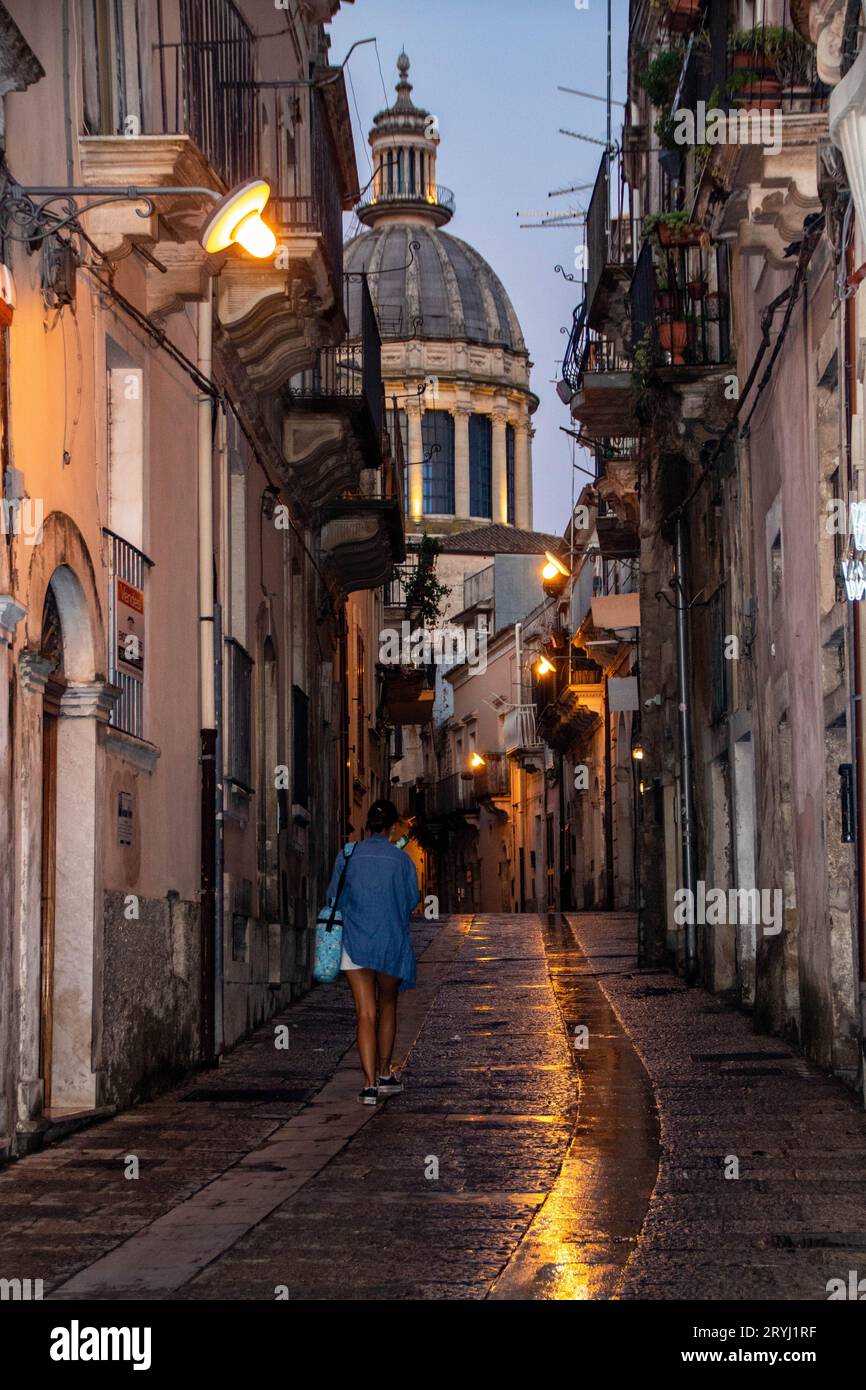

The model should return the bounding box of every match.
[344,54,527,354]
[344,223,527,351]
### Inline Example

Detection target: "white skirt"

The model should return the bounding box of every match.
[341,946,362,971]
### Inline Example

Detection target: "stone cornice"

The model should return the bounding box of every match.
[699,112,828,268]
[61,681,122,722]
[102,725,161,772]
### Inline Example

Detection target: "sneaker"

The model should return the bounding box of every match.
[376,1072,404,1096]
[359,1086,379,1105]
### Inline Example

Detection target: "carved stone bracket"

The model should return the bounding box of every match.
[706,114,828,268]
[0,594,26,648]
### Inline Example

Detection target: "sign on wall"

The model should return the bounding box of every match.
[116,578,145,676]
[117,791,134,848]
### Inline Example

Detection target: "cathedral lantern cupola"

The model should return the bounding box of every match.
[357,52,455,229]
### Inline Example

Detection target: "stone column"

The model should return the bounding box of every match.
[406,401,423,523]
[53,680,118,1112]
[515,419,533,530]
[492,409,508,525]
[14,650,54,1132]
[454,405,471,521]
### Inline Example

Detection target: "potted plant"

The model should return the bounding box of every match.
[651,0,702,34]
[643,209,705,248]
[729,25,809,100]
[687,277,707,302]
[729,65,781,111]
[658,316,688,364]
[655,271,682,316]
[638,48,684,110]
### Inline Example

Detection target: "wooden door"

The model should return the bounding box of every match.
[40,679,63,1110]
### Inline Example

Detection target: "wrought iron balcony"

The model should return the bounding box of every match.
[285,276,384,469]
[431,755,509,817]
[630,240,731,373]
[561,302,638,436]
[584,153,640,333]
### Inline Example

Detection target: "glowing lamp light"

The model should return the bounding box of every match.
[542,550,570,595]
[543,551,569,579]
[631,743,645,762]
[535,655,555,677]
[201,179,276,258]
[469,752,486,770]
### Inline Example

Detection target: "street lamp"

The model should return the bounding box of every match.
[0,177,277,259]
[542,550,570,597]
[469,752,486,770]
[535,654,556,677]
[631,741,645,762]
[201,179,276,257]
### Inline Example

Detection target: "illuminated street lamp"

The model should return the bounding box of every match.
[535,654,556,677]
[469,752,486,770]
[201,179,276,257]
[631,741,645,762]
[542,550,570,597]
[0,178,278,260]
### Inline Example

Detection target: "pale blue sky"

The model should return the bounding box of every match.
[330,0,629,535]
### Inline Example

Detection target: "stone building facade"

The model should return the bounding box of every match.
[556,0,866,1087]
[0,0,402,1159]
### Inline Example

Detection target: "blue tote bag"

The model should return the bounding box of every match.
[313,842,356,983]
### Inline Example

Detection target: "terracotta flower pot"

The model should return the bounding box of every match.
[732,51,776,76]
[658,319,688,365]
[734,76,782,110]
[668,0,702,34]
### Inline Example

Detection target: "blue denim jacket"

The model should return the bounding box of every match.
[326,834,420,988]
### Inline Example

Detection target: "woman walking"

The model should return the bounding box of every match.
[325,799,420,1104]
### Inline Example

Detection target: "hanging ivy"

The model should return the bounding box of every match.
[403,535,450,627]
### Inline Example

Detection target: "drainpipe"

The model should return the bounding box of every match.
[674,514,698,980]
[197,281,221,1058]
[604,678,615,908]
[844,231,866,1099]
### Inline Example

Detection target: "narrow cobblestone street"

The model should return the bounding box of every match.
[2,913,866,1303]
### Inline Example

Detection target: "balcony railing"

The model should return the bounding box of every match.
[286,276,383,453]
[356,184,455,217]
[504,704,541,754]
[463,564,494,612]
[153,5,343,283]
[630,239,731,370]
[104,528,153,740]
[433,756,509,815]
[585,153,642,327]
[155,0,258,189]
[562,301,632,396]
[269,87,344,286]
[434,772,478,817]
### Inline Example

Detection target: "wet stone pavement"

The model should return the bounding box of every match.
[0,912,864,1300]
